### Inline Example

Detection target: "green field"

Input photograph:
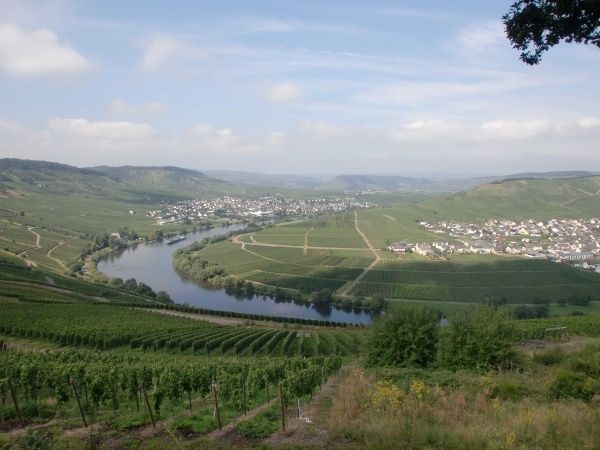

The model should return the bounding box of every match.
[180,240,366,292]
[349,256,600,303]
[182,203,600,310]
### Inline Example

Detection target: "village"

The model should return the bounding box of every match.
[147,194,376,224]
[388,218,600,270]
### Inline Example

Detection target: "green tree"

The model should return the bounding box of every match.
[503,0,600,64]
[156,290,172,303]
[366,305,439,368]
[370,295,386,311]
[439,306,516,370]
[312,288,332,306]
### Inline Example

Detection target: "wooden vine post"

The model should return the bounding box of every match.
[70,378,87,427]
[279,382,286,432]
[6,378,24,427]
[242,378,247,416]
[212,381,222,430]
[140,383,156,428]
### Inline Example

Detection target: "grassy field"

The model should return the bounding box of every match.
[325,338,600,450]
[357,207,443,249]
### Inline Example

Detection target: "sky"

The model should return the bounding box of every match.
[0,0,599,175]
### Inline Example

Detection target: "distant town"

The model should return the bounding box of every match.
[148,194,377,224]
[388,218,600,270]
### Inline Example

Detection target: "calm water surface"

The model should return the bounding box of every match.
[98,225,373,324]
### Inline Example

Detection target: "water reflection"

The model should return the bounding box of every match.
[98,224,373,324]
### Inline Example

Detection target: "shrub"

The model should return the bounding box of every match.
[491,380,526,401]
[549,369,599,401]
[366,305,439,368]
[533,347,566,366]
[439,306,516,370]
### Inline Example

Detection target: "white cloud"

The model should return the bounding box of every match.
[232,17,351,34]
[108,99,168,116]
[48,118,156,140]
[356,81,490,106]
[266,82,302,102]
[0,23,91,76]
[266,131,286,146]
[185,123,258,154]
[480,120,551,140]
[577,117,600,129]
[2,116,599,173]
[388,117,600,144]
[140,35,182,70]
[455,21,506,53]
[388,120,463,142]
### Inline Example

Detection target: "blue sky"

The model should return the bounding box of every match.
[0,0,599,175]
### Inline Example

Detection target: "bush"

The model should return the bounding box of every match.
[491,379,527,401]
[313,288,333,305]
[439,306,516,371]
[533,347,566,366]
[366,305,439,368]
[549,369,599,401]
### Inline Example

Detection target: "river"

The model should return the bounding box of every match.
[97,224,374,324]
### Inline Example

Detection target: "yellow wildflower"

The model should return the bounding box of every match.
[520,410,533,425]
[369,380,403,410]
[410,379,426,400]
[506,431,516,448]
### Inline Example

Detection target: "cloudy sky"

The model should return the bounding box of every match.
[0,0,599,175]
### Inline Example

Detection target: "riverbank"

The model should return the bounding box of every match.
[97,223,374,324]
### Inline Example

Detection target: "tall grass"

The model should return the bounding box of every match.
[327,367,599,449]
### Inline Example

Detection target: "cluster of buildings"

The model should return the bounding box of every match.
[388,218,600,262]
[147,195,375,224]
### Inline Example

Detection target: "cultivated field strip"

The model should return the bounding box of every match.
[0,302,364,356]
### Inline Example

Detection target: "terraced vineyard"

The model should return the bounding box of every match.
[0,348,342,437]
[0,302,365,356]
[177,208,600,308]
[350,257,600,303]
[183,239,370,292]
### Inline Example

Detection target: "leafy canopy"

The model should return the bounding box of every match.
[503,0,600,64]
[366,305,439,368]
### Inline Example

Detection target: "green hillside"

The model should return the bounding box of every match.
[417,176,600,219]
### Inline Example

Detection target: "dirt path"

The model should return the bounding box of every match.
[247,241,365,251]
[560,188,600,207]
[45,239,71,271]
[303,227,314,255]
[265,364,354,448]
[142,308,251,326]
[2,280,95,301]
[28,227,41,248]
[13,227,42,267]
[208,399,277,440]
[338,211,380,297]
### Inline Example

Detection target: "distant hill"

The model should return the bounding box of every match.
[502,171,597,180]
[0,159,225,196]
[90,165,223,187]
[418,175,600,219]
[205,170,324,189]
[316,174,497,193]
